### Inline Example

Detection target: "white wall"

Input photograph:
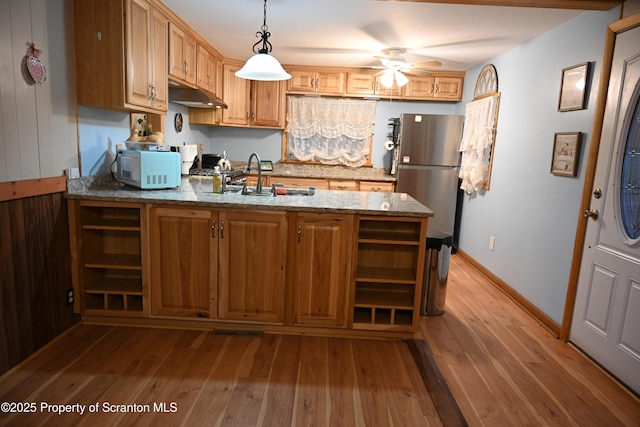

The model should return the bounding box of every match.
[454,8,620,324]
[0,0,78,182]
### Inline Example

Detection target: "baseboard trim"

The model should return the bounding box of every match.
[456,250,561,337]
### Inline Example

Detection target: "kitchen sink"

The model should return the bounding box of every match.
[223,185,314,196]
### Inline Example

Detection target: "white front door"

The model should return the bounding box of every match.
[570,20,640,394]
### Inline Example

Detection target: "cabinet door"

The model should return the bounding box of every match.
[196,45,217,94]
[434,77,463,100]
[403,76,436,99]
[150,207,217,318]
[252,80,286,128]
[149,8,168,111]
[346,73,376,95]
[316,72,346,95]
[169,23,196,85]
[221,63,250,125]
[287,70,316,92]
[293,213,353,327]
[218,210,288,323]
[126,0,152,108]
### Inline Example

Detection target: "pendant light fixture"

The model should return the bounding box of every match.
[235,0,291,81]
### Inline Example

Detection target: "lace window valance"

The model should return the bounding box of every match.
[285,96,377,167]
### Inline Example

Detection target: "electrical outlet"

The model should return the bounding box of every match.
[65,167,80,179]
[66,287,74,306]
[489,235,496,251]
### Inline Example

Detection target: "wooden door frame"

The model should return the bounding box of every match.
[561,12,640,341]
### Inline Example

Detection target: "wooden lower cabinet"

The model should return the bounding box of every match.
[218,210,288,323]
[71,201,426,336]
[291,213,353,327]
[149,206,217,318]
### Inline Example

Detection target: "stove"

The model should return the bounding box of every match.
[189,168,246,183]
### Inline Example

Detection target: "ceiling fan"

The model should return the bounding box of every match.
[367,48,442,88]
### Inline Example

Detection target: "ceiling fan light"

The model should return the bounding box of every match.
[380,71,395,88]
[235,53,291,81]
[395,71,409,87]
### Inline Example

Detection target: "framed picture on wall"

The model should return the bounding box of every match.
[551,132,582,177]
[558,62,590,112]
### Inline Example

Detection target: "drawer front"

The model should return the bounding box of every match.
[271,176,329,190]
[329,180,358,191]
[359,181,394,192]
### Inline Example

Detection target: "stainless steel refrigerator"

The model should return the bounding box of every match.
[393,113,464,241]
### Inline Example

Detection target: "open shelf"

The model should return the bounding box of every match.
[81,205,141,230]
[352,216,425,331]
[78,202,145,316]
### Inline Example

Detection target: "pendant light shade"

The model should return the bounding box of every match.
[235,0,291,81]
[236,52,291,81]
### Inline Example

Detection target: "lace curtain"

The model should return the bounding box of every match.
[285,97,377,167]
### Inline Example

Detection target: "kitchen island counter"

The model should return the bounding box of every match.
[66,175,433,218]
[66,175,431,338]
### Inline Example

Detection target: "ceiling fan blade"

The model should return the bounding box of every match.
[360,22,403,47]
[412,60,442,68]
[405,69,432,76]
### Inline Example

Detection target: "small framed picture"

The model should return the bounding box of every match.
[558,62,590,112]
[551,132,582,177]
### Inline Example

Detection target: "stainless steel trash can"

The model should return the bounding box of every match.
[421,232,453,316]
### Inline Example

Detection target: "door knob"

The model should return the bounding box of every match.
[583,209,599,220]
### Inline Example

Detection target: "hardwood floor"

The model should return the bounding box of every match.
[1,254,638,426]
[417,255,640,426]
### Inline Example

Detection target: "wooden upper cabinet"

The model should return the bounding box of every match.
[346,73,376,95]
[432,76,464,100]
[287,69,345,95]
[218,61,285,128]
[196,45,217,94]
[74,0,168,113]
[251,79,286,128]
[404,75,463,100]
[403,76,436,99]
[221,62,251,125]
[169,22,197,86]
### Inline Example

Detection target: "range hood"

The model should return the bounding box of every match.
[169,87,228,109]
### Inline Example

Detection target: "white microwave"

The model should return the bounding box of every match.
[116,150,181,189]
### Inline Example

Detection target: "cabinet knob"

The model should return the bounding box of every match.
[220,220,225,239]
[211,220,216,237]
[297,224,302,242]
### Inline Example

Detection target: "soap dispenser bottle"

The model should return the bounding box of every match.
[212,166,223,194]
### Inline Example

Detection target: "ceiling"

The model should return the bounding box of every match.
[160,0,601,71]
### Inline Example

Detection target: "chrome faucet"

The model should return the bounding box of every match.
[246,152,262,193]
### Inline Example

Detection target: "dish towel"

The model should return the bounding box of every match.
[459,95,498,194]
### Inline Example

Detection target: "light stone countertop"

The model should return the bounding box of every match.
[66,175,432,218]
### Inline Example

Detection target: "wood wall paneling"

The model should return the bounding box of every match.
[0,191,78,375]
